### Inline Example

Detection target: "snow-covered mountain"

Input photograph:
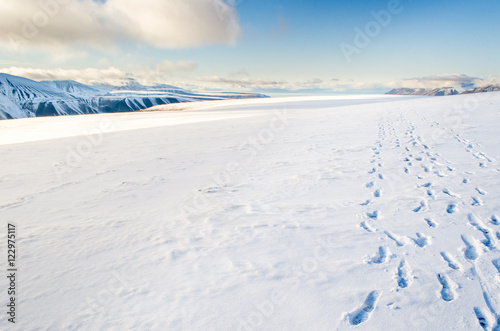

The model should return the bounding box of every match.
[0,74,76,119]
[385,87,460,96]
[386,85,500,96]
[41,80,108,98]
[0,73,268,120]
[461,85,500,94]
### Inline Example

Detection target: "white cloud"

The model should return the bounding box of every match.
[1,66,129,85]
[382,74,481,89]
[3,67,498,93]
[0,0,240,52]
[157,60,197,73]
[133,60,198,85]
[193,73,500,93]
[197,76,286,88]
[477,76,500,86]
[194,76,379,92]
[194,76,382,92]
[1,61,198,86]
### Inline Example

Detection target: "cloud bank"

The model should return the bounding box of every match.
[194,74,500,92]
[0,0,240,51]
[2,68,498,93]
[1,60,197,85]
[383,74,481,89]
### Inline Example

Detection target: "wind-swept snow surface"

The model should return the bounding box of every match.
[1,93,500,330]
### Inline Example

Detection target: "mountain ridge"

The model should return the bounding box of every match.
[0,73,268,120]
[386,85,500,96]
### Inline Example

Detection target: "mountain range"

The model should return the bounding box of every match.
[385,85,500,96]
[0,73,267,120]
[2,73,499,120]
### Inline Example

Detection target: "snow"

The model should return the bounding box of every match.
[0,73,268,119]
[0,74,70,103]
[0,94,27,120]
[41,80,108,98]
[1,93,500,330]
[0,74,72,119]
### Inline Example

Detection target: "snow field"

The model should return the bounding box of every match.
[0,93,499,330]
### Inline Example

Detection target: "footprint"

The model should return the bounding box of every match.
[476,188,487,195]
[368,168,377,174]
[397,259,413,288]
[414,200,429,213]
[492,259,500,274]
[437,273,457,302]
[479,152,495,163]
[491,215,499,225]
[350,291,380,326]
[472,152,484,160]
[474,307,493,330]
[360,221,375,233]
[425,218,438,228]
[461,235,480,261]
[421,182,433,188]
[367,211,381,220]
[440,252,462,271]
[471,197,484,206]
[385,231,408,247]
[468,214,496,249]
[435,170,447,177]
[463,178,470,184]
[374,189,383,198]
[378,174,385,180]
[366,182,375,188]
[371,246,390,264]
[360,200,371,206]
[447,203,458,214]
[413,233,431,248]
[481,153,495,163]
[427,190,436,199]
[443,188,461,198]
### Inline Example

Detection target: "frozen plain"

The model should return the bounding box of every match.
[0,93,500,330]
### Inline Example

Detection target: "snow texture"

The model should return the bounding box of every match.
[1,93,500,330]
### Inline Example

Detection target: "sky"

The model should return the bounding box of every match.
[0,0,499,94]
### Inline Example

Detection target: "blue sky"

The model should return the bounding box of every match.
[0,0,499,94]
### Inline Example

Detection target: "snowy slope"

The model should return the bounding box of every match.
[0,74,104,118]
[0,93,499,330]
[41,80,108,98]
[386,87,460,96]
[0,73,71,103]
[386,86,500,96]
[0,73,73,118]
[0,94,27,119]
